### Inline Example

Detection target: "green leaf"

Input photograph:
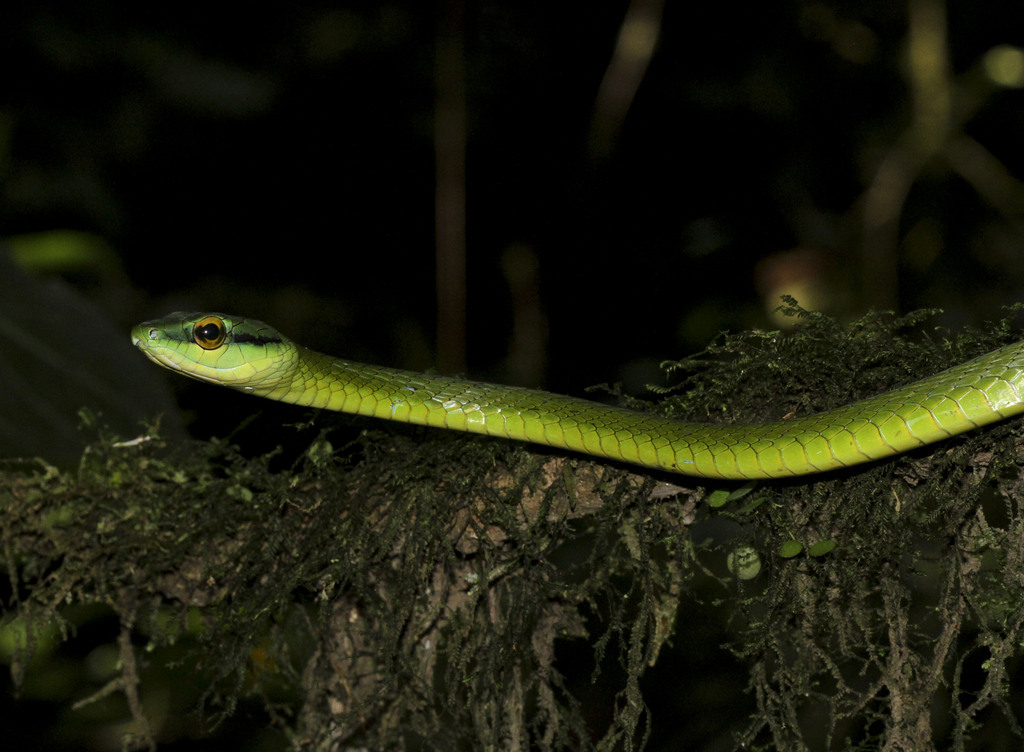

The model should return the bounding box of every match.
[778,540,804,558]
[707,480,759,508]
[708,489,731,508]
[737,496,765,514]
[808,540,837,557]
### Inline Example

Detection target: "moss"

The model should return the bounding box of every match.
[3,303,1024,750]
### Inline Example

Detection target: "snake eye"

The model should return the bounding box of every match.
[193,315,227,350]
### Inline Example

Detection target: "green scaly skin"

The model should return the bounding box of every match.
[131,312,1024,480]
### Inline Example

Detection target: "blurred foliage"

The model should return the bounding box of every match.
[0,249,182,465]
[2,1,1024,395]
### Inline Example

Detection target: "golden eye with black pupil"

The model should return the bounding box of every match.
[193,315,227,350]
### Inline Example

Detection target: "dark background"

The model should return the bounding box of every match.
[3,1,1024,749]
[4,1,1024,416]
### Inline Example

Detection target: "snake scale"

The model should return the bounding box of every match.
[132,312,1024,480]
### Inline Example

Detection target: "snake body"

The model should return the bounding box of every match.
[131,312,1024,480]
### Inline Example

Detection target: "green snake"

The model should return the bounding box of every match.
[131,312,1024,480]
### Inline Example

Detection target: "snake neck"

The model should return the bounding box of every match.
[246,346,346,407]
[225,342,303,397]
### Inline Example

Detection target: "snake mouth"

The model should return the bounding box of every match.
[132,331,173,366]
[132,331,223,384]
[132,325,294,392]
[137,346,251,388]
[133,342,187,375]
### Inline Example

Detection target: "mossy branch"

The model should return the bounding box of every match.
[3,305,1024,751]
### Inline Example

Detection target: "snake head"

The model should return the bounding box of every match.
[131,312,299,393]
